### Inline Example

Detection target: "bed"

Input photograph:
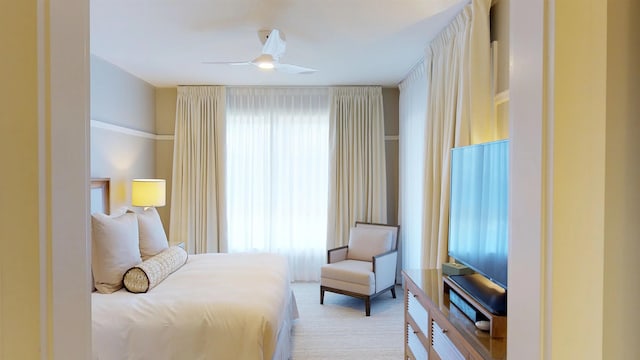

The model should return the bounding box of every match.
[90,179,298,360]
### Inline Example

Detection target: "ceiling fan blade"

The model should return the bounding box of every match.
[262,29,286,60]
[274,63,318,74]
[203,29,311,73]
[201,61,251,66]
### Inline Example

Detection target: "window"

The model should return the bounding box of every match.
[226,87,330,281]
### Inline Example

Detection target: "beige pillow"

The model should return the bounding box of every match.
[91,210,142,293]
[123,246,188,293]
[346,227,393,261]
[137,207,169,260]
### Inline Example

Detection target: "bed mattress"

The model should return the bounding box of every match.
[92,252,297,360]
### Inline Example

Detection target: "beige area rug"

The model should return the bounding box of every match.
[290,282,404,360]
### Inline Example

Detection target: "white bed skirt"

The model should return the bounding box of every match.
[272,292,299,360]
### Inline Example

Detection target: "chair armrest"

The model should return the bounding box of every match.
[327,245,348,264]
[373,250,398,291]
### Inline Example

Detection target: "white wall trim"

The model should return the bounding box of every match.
[50,0,92,357]
[91,119,175,141]
[507,0,545,358]
[92,118,390,143]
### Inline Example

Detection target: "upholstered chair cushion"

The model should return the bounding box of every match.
[346,227,393,261]
[355,222,399,249]
[321,260,375,295]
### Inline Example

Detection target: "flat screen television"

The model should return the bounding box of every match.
[448,139,508,315]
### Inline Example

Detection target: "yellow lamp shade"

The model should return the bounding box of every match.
[132,179,166,207]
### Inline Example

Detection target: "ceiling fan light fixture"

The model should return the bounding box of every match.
[204,29,316,74]
[253,54,275,70]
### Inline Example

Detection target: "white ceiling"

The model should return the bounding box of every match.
[90,0,468,88]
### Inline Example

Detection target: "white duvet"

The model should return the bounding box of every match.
[92,252,296,360]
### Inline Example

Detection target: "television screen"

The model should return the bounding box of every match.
[448,139,508,289]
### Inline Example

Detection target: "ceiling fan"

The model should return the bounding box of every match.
[203,29,318,74]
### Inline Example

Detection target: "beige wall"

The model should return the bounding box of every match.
[490,0,510,94]
[1,3,43,357]
[383,87,399,225]
[603,0,640,358]
[552,1,607,357]
[90,55,157,211]
[1,0,91,358]
[491,0,510,139]
[155,87,178,234]
[510,0,640,358]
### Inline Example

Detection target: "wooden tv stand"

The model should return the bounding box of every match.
[403,269,506,360]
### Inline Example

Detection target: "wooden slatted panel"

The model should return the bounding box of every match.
[432,321,465,360]
[407,322,428,359]
[408,290,429,334]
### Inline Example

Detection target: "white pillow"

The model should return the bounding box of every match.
[91,210,142,294]
[346,227,393,261]
[123,246,188,293]
[137,207,169,260]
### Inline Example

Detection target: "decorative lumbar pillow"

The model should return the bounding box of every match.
[136,207,169,260]
[123,246,188,293]
[91,210,142,294]
[346,227,393,261]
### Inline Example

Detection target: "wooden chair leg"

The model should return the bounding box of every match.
[320,287,325,304]
[365,297,371,316]
[391,286,396,299]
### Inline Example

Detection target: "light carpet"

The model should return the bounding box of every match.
[290,282,404,360]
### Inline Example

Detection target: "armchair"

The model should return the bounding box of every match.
[320,222,400,316]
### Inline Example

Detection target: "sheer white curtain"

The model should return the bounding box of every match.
[399,63,428,271]
[327,87,387,248]
[398,0,495,270]
[226,87,330,281]
[170,86,227,254]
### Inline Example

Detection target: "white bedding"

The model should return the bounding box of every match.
[92,252,298,360]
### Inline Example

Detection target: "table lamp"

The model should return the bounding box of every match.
[132,179,166,209]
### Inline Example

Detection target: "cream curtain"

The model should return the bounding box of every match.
[327,87,387,248]
[170,86,227,254]
[398,0,496,270]
[422,0,496,269]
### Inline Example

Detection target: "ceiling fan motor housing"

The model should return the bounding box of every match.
[258,29,284,45]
